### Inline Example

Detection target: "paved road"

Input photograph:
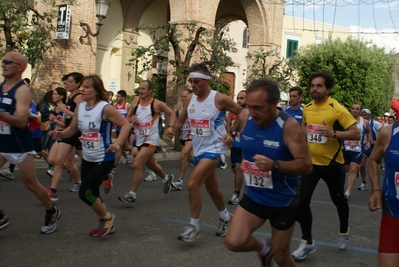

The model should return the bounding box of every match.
[0,150,381,266]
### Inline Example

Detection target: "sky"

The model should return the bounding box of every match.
[284,0,399,53]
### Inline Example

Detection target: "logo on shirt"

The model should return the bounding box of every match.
[263,140,280,148]
[189,108,195,114]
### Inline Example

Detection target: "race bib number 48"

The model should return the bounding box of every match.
[307,124,327,144]
[242,160,273,189]
[190,119,210,136]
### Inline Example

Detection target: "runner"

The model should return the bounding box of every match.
[171,88,194,190]
[117,80,175,205]
[166,63,242,241]
[0,52,60,233]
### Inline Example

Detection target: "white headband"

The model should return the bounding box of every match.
[189,72,210,80]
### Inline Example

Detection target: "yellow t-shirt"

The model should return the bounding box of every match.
[303,97,357,166]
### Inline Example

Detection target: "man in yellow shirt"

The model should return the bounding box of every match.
[292,72,360,260]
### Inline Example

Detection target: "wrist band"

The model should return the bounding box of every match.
[333,131,336,138]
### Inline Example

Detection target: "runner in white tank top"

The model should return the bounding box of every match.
[117,80,176,205]
[134,99,160,147]
[344,104,371,200]
[165,63,243,242]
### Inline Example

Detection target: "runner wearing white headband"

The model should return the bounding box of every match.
[189,72,210,80]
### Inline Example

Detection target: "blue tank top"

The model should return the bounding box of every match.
[285,105,303,124]
[241,111,300,207]
[0,80,34,153]
[382,121,399,218]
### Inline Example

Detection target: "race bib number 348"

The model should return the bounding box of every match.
[242,160,273,189]
[307,124,327,144]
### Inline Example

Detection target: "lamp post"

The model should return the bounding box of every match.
[79,0,111,44]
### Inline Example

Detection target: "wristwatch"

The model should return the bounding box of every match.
[272,160,279,171]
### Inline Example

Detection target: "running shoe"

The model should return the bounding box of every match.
[338,230,350,250]
[118,192,136,205]
[216,213,233,237]
[220,162,228,170]
[163,174,174,194]
[47,189,58,202]
[162,148,168,159]
[358,182,368,191]
[292,239,316,260]
[111,167,116,174]
[41,207,61,234]
[121,158,132,164]
[104,173,113,194]
[228,192,240,205]
[144,170,157,182]
[171,179,183,191]
[90,213,115,237]
[0,169,14,180]
[70,183,81,192]
[259,240,272,267]
[0,214,10,231]
[178,224,201,242]
[46,167,53,177]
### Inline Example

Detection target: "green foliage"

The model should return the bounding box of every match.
[244,48,298,93]
[128,21,237,95]
[132,75,167,101]
[0,0,76,66]
[293,36,396,116]
[125,94,135,103]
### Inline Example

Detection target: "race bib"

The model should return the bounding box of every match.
[234,132,241,143]
[134,122,151,136]
[307,124,327,144]
[190,119,210,136]
[182,120,190,130]
[0,120,11,135]
[79,132,100,150]
[344,140,361,152]
[242,160,273,189]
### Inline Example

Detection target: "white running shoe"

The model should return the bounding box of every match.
[292,239,316,260]
[0,169,14,180]
[338,233,350,250]
[144,170,157,182]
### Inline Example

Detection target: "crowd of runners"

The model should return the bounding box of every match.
[1,52,398,267]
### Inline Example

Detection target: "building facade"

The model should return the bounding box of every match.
[28,0,284,108]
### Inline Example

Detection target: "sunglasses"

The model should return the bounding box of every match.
[2,59,21,65]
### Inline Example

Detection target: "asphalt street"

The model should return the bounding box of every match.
[0,149,380,267]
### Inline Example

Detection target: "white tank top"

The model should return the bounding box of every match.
[343,116,366,152]
[77,101,114,162]
[187,90,227,157]
[134,99,160,146]
[178,102,191,141]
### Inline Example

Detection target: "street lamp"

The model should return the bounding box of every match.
[79,0,111,44]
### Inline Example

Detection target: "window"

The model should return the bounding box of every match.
[286,39,298,58]
[242,28,249,48]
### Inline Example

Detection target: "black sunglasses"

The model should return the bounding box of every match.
[2,59,21,65]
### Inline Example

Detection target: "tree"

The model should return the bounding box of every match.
[129,21,237,151]
[244,47,298,93]
[293,36,397,115]
[0,0,76,67]
[129,21,237,96]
